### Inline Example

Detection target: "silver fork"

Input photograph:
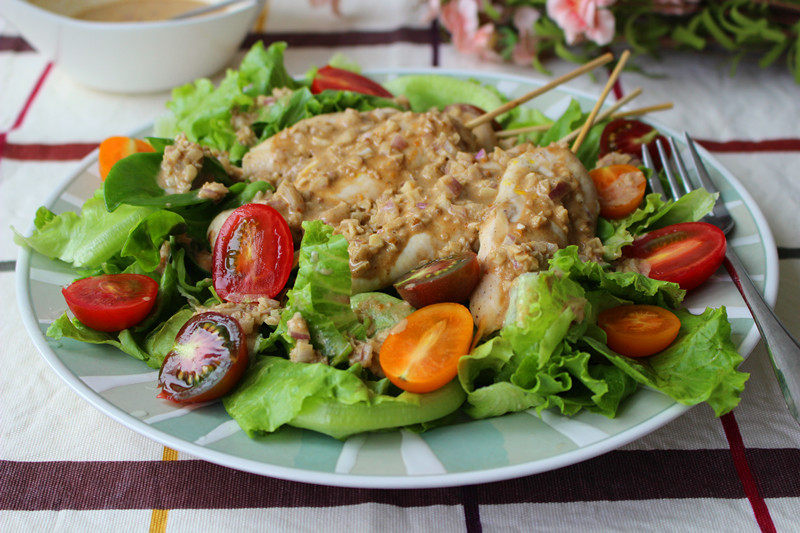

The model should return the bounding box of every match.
[643,135,800,424]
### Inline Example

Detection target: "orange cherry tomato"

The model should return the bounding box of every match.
[589,164,647,219]
[597,305,681,358]
[379,303,474,393]
[98,136,155,180]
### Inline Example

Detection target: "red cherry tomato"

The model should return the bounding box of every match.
[311,65,393,97]
[393,252,481,309]
[158,312,248,403]
[600,119,669,165]
[62,273,158,332]
[212,203,294,302]
[624,222,727,291]
[598,305,681,358]
[589,164,647,219]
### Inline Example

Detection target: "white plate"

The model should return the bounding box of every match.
[16,69,778,488]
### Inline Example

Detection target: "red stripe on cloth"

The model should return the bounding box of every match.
[720,413,777,533]
[10,62,52,131]
[0,62,53,168]
[3,142,98,161]
[10,449,800,510]
[697,139,800,152]
[242,27,433,49]
[0,36,35,52]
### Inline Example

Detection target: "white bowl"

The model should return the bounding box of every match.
[0,0,266,93]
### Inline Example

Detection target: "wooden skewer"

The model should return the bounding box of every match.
[612,102,673,119]
[465,52,614,129]
[495,124,551,138]
[571,50,631,153]
[497,99,673,140]
[559,87,642,144]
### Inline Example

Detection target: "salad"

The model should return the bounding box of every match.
[14,43,747,441]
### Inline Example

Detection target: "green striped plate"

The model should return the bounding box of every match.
[16,70,778,488]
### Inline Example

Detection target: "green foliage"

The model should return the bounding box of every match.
[442,0,800,82]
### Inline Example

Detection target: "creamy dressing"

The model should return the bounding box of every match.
[74,0,208,22]
[239,107,600,331]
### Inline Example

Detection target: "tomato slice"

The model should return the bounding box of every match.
[158,312,248,403]
[589,164,647,219]
[311,65,393,97]
[62,273,158,332]
[598,305,681,358]
[212,203,294,302]
[379,303,474,393]
[599,119,669,166]
[393,252,480,309]
[624,222,727,291]
[98,136,154,180]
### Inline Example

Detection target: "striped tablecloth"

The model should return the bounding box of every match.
[2,1,800,531]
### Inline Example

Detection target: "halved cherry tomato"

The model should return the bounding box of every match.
[600,119,669,166]
[589,164,647,219]
[394,252,480,309]
[158,312,248,403]
[598,305,681,358]
[62,273,158,332]
[624,222,727,291]
[379,303,474,393]
[212,203,294,302]
[98,136,154,180]
[311,65,393,97]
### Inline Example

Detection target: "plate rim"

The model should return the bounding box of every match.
[15,67,779,489]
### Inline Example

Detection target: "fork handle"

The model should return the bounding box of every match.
[725,250,800,422]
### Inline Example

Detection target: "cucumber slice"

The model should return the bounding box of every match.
[384,75,505,115]
[290,380,467,440]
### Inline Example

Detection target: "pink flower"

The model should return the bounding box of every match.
[546,0,616,46]
[511,7,541,65]
[439,0,497,59]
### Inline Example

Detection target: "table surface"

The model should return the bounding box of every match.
[2,1,800,531]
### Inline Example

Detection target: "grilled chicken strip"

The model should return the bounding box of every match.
[470,145,598,333]
[234,107,599,332]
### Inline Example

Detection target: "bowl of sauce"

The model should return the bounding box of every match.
[0,0,267,92]
[74,0,212,22]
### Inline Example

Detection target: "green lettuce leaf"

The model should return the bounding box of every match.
[350,292,414,334]
[583,307,748,415]
[458,249,742,421]
[46,313,150,363]
[382,74,504,114]
[224,356,466,439]
[44,241,200,369]
[156,42,299,154]
[14,190,181,271]
[598,189,717,260]
[549,246,685,309]
[458,336,637,419]
[156,42,397,163]
[250,88,399,154]
[104,151,230,211]
[271,221,365,363]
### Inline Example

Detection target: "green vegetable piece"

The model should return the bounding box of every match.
[14,190,165,270]
[549,246,686,309]
[584,307,748,416]
[598,189,717,260]
[350,292,413,334]
[224,356,466,440]
[273,221,365,363]
[383,74,504,114]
